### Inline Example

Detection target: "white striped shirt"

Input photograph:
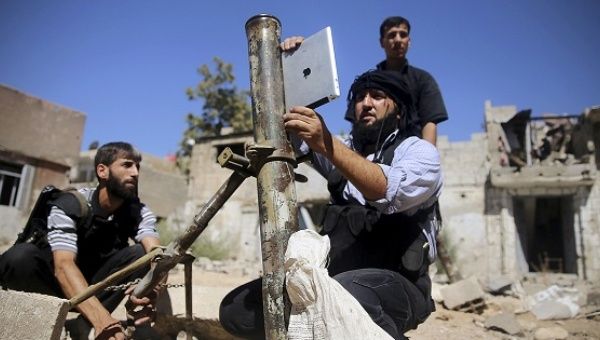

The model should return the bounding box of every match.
[47,188,159,253]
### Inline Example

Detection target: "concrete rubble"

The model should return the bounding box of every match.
[484,275,514,295]
[440,276,486,311]
[526,285,581,320]
[484,312,522,335]
[423,273,600,340]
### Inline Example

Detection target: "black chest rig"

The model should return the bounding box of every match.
[75,193,143,278]
[322,134,435,282]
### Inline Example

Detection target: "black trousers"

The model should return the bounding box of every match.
[0,242,148,313]
[219,268,433,340]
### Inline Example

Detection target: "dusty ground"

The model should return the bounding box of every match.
[407,299,600,340]
[3,226,597,340]
[152,266,600,340]
[0,248,584,340]
[1,244,595,340]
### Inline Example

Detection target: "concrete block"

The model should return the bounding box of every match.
[484,275,514,294]
[484,312,522,335]
[440,276,485,310]
[0,289,70,340]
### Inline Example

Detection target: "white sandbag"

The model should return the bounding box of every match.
[285,230,393,340]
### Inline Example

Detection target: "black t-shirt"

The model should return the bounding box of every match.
[376,60,448,131]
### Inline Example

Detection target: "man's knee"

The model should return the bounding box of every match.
[219,279,264,340]
[334,269,391,315]
[333,269,420,338]
[334,268,401,293]
[0,243,45,275]
[121,244,148,278]
[125,244,145,261]
[0,243,57,294]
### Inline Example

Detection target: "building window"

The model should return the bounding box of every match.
[0,161,23,206]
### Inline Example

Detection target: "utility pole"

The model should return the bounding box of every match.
[245,14,299,340]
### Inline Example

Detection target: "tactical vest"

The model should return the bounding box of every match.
[48,189,143,278]
[322,134,436,284]
[15,186,92,249]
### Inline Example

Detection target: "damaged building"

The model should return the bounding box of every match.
[186,101,600,283]
[0,85,85,243]
[0,84,187,243]
[439,100,600,282]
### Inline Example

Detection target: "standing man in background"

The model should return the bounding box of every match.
[281,15,448,145]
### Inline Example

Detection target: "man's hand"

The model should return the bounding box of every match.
[124,285,160,326]
[53,250,125,339]
[280,36,304,51]
[284,106,333,156]
[94,321,126,340]
[284,107,388,200]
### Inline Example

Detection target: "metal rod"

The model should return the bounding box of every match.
[245,14,299,340]
[132,170,248,298]
[184,255,194,340]
[68,247,163,307]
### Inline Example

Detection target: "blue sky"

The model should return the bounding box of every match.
[1,1,599,157]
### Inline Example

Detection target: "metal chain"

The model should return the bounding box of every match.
[163,283,186,288]
[104,278,141,292]
[104,278,185,291]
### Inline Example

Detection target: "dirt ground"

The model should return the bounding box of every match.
[157,267,600,340]
[407,299,600,340]
[1,244,593,340]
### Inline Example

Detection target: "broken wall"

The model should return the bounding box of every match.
[437,133,491,279]
[481,101,600,281]
[439,101,600,282]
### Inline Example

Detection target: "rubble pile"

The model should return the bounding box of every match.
[412,273,600,339]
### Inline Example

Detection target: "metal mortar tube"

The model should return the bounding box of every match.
[245,14,299,340]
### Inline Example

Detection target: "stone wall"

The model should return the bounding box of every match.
[437,133,491,279]
[0,84,85,168]
[0,85,84,243]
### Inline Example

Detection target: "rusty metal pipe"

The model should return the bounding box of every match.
[131,170,248,298]
[245,14,299,340]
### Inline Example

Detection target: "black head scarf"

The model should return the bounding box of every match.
[345,70,420,138]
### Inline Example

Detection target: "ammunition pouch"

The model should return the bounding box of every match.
[321,203,432,281]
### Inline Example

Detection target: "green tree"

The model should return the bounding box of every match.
[178,57,253,174]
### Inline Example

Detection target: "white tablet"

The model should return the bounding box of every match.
[282,26,340,109]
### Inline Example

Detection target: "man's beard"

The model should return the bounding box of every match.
[106,173,138,200]
[351,112,398,153]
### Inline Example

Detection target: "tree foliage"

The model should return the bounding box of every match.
[178,57,253,173]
